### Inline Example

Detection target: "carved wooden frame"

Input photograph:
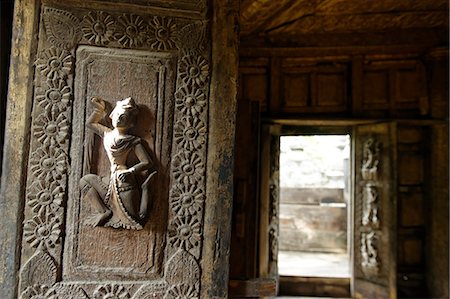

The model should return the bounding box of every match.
[16,1,213,298]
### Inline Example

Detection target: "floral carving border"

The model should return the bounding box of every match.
[19,4,209,299]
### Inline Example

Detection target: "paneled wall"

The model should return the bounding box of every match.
[230,46,448,298]
[238,49,445,118]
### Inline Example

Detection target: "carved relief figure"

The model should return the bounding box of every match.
[80,97,156,230]
[361,231,379,272]
[361,138,379,181]
[362,184,379,227]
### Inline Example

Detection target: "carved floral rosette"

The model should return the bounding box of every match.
[19,4,208,298]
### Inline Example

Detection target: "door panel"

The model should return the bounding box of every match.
[7,1,237,298]
[353,122,397,299]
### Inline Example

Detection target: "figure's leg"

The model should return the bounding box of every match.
[80,174,111,226]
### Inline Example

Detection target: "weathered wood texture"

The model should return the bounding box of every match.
[200,0,239,297]
[0,1,40,298]
[1,0,239,298]
[0,0,14,175]
[240,0,448,48]
[278,276,350,298]
[353,122,397,299]
[231,45,448,298]
[426,124,449,299]
[229,98,260,278]
[228,278,277,297]
[238,48,442,119]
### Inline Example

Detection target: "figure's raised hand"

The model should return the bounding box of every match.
[91,97,106,111]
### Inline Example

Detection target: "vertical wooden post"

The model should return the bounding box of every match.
[0,1,40,298]
[201,0,239,297]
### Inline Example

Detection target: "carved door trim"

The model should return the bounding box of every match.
[1,1,238,298]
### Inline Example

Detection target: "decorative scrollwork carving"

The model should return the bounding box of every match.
[361,231,379,273]
[82,11,116,45]
[20,3,212,295]
[176,21,207,55]
[362,184,379,227]
[362,138,380,181]
[20,251,58,293]
[43,7,81,50]
[166,250,200,285]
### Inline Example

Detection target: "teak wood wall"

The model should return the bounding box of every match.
[230,45,449,298]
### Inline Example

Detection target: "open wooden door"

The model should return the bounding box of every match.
[353,122,397,299]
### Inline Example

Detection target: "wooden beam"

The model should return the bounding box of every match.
[279,276,351,298]
[228,278,277,297]
[240,45,430,57]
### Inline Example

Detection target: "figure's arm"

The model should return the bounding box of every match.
[87,97,110,136]
[130,143,152,173]
[134,143,156,220]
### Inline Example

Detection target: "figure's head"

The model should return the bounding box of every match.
[110,97,138,129]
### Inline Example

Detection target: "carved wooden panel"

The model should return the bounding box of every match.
[282,70,309,110]
[362,70,390,114]
[362,60,428,117]
[354,123,396,298]
[18,2,210,298]
[239,67,269,112]
[64,47,176,280]
[280,62,348,113]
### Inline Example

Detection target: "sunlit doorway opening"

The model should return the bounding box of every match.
[278,134,351,279]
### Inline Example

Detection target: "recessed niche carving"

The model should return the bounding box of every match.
[64,46,176,280]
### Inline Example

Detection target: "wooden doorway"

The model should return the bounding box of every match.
[260,122,397,298]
